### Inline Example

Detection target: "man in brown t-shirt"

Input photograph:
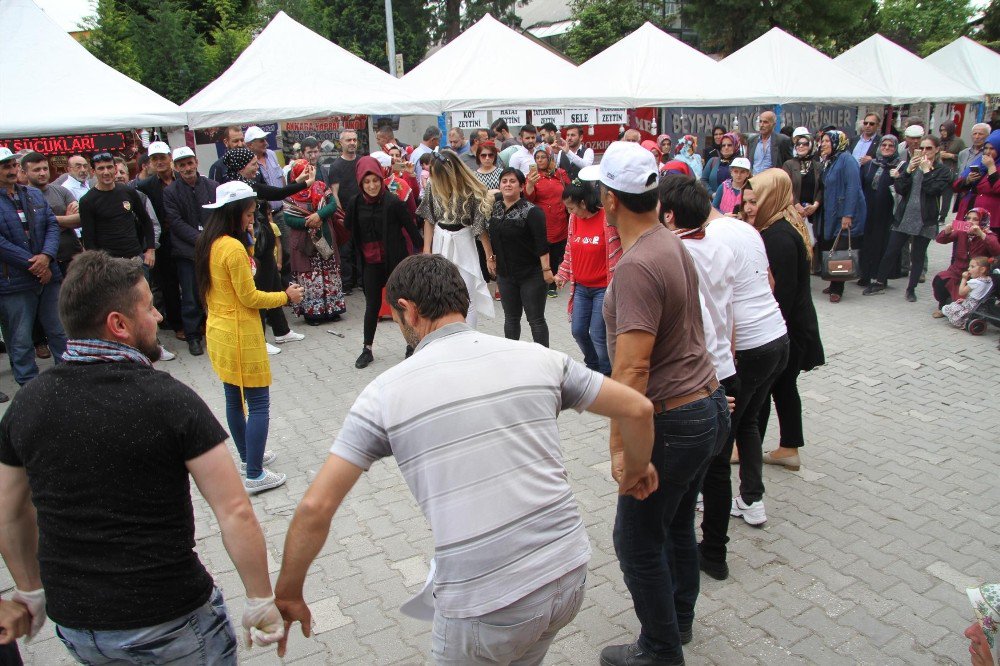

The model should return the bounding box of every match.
[581,142,730,666]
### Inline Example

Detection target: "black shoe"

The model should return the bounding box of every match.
[600,642,684,666]
[698,549,729,581]
[187,338,204,356]
[905,290,917,302]
[355,348,374,369]
[329,313,342,322]
[343,288,353,296]
[679,627,692,645]
[547,286,558,298]
[405,345,414,359]
[857,279,870,287]
[0,391,8,403]
[306,319,321,326]
[862,283,885,296]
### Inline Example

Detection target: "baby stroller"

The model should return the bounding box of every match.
[965,263,1000,335]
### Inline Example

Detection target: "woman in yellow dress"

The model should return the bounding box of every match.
[195,182,304,494]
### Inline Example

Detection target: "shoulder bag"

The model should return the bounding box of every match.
[821,226,859,281]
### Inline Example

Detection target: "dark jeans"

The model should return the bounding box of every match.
[0,284,68,385]
[340,239,358,289]
[932,275,951,308]
[759,350,805,449]
[497,272,549,347]
[223,383,270,479]
[700,335,789,562]
[254,255,290,338]
[613,387,729,661]
[362,263,389,346]
[570,285,610,375]
[820,233,859,295]
[175,258,205,340]
[152,243,182,331]
[0,641,21,665]
[548,240,566,279]
[877,231,931,292]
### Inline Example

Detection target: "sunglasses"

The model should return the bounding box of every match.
[862,121,877,126]
[795,141,811,147]
[920,145,936,151]
[479,152,496,158]
[92,152,114,164]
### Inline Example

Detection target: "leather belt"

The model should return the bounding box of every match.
[652,379,720,415]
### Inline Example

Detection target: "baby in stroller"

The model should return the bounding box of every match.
[941,256,997,332]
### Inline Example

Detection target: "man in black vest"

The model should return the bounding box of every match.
[555,124,595,181]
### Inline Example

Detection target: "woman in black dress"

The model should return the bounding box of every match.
[858,135,901,286]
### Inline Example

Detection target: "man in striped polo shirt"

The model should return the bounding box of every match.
[272,254,656,663]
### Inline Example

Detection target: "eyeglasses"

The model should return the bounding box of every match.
[92,152,114,164]
[795,141,811,147]
[920,145,936,151]
[479,152,495,159]
[862,121,877,126]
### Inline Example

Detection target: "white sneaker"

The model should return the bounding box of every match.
[274,330,305,343]
[730,496,767,526]
[696,493,704,513]
[158,346,176,361]
[266,343,281,355]
[244,469,287,494]
[240,451,276,472]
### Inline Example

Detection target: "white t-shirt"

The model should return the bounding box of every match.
[676,229,737,380]
[705,216,787,351]
[508,146,536,175]
[968,276,992,302]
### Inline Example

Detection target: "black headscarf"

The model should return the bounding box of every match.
[223,147,256,185]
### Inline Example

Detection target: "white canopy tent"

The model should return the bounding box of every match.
[183,12,438,128]
[835,34,980,103]
[576,23,771,106]
[0,0,186,138]
[925,36,1000,97]
[720,28,889,105]
[399,14,615,111]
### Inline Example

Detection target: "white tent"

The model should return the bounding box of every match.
[400,14,612,111]
[835,35,980,103]
[576,23,771,107]
[720,28,889,104]
[925,36,1000,97]
[0,0,187,138]
[183,12,438,128]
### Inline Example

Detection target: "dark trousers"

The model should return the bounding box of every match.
[759,350,805,449]
[860,221,892,282]
[362,263,389,347]
[175,258,205,340]
[152,242,182,331]
[877,231,931,292]
[932,275,952,308]
[340,239,359,289]
[613,388,729,661]
[272,210,292,286]
[0,642,22,666]
[700,336,789,563]
[820,233,859,295]
[254,255,289,338]
[497,272,549,347]
[547,240,566,291]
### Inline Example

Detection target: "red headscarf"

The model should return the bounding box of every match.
[355,156,385,205]
[289,159,327,210]
[660,160,693,176]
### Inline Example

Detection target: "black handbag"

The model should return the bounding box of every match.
[821,226,859,281]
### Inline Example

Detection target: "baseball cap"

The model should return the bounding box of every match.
[172,147,195,161]
[203,181,256,209]
[730,157,752,171]
[147,141,171,157]
[792,127,811,139]
[370,151,392,168]
[244,126,270,143]
[904,125,925,138]
[0,147,15,164]
[578,141,658,194]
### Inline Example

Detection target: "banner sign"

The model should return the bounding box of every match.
[493,108,526,126]
[195,123,280,158]
[451,110,489,130]
[662,105,858,138]
[598,108,628,125]
[529,108,565,126]
[564,108,597,125]
[2,132,131,155]
[280,115,369,168]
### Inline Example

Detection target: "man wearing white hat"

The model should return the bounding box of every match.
[164,147,217,356]
[579,142,728,666]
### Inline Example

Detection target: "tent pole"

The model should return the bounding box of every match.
[385,0,397,77]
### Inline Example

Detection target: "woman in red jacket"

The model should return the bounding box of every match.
[525,145,570,297]
[931,207,1000,315]
[952,129,1000,233]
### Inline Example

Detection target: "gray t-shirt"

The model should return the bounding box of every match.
[41,183,82,262]
[330,323,601,618]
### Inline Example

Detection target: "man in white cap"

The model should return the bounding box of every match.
[163,147,217,356]
[579,141,729,666]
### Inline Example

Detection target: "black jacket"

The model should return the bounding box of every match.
[747,133,793,171]
[163,176,218,260]
[892,163,953,235]
[346,192,420,274]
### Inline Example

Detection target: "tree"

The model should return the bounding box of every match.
[877,0,973,55]
[428,0,523,43]
[564,0,661,63]
[80,0,142,81]
[129,1,211,103]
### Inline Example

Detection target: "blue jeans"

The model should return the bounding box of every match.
[0,283,68,385]
[223,383,270,478]
[55,587,237,665]
[570,285,610,375]
[175,259,205,340]
[613,387,729,661]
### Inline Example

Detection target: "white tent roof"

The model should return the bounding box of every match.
[400,14,613,111]
[0,0,186,138]
[925,36,1000,97]
[183,12,438,128]
[577,23,770,107]
[720,28,889,104]
[836,34,980,103]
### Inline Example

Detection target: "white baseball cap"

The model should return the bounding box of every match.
[370,151,392,168]
[0,147,15,163]
[578,141,659,194]
[730,157,752,171]
[147,141,171,157]
[172,146,195,161]
[244,126,270,143]
[203,181,256,209]
[904,125,925,138]
[792,127,811,139]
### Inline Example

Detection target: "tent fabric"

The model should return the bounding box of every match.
[183,12,438,128]
[835,34,980,103]
[925,37,1000,97]
[0,0,186,138]
[720,28,889,104]
[576,23,771,107]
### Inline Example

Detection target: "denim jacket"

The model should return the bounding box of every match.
[821,152,867,239]
[0,185,62,294]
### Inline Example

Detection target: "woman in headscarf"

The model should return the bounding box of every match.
[782,128,824,234]
[640,139,662,164]
[656,134,672,164]
[952,128,1000,233]
[675,135,704,179]
[702,132,740,194]
[703,125,727,162]
[818,130,866,302]
[742,169,824,473]
[858,135,901,287]
[526,144,571,298]
[223,147,314,350]
[417,150,495,328]
[283,159,346,327]
[866,135,953,301]
[347,156,423,368]
[931,207,1000,315]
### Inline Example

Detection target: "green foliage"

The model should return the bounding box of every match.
[129,2,211,103]
[877,0,973,55]
[428,0,524,43]
[980,0,1000,43]
[564,0,663,63]
[80,0,142,81]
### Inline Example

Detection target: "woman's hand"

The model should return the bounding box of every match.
[942,223,953,235]
[971,223,986,239]
[305,213,322,229]
[919,156,932,173]
[555,276,567,289]
[907,154,922,173]
[967,170,983,185]
[804,203,819,217]
[841,217,852,230]
[485,256,496,278]
[285,283,305,304]
[983,155,996,173]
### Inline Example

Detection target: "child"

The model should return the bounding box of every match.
[941,256,993,328]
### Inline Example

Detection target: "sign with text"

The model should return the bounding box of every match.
[564,108,597,125]
[2,132,131,155]
[662,105,858,139]
[280,115,370,168]
[451,110,489,130]
[598,108,628,125]
[194,123,281,157]
[529,108,565,126]
[493,109,526,127]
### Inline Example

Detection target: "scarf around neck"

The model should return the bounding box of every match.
[62,339,153,367]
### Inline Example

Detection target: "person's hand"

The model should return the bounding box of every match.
[983,155,996,172]
[942,223,953,235]
[143,248,156,268]
[0,599,30,645]
[242,596,285,648]
[971,223,986,239]
[11,588,45,641]
[485,256,496,278]
[527,170,540,186]
[543,270,554,284]
[305,213,322,229]
[727,395,736,413]
[859,155,873,166]
[304,165,317,186]
[841,217,852,230]
[555,276,566,289]
[285,283,305,304]
[794,203,806,215]
[962,270,971,281]
[968,170,983,184]
[619,463,659,500]
[805,203,819,217]
[919,156,932,173]
[274,595,313,658]
[907,155,922,173]
[38,267,52,285]
[66,201,79,215]
[27,254,50,277]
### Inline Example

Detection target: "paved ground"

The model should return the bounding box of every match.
[3,240,998,665]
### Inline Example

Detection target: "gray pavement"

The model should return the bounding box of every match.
[3,240,998,665]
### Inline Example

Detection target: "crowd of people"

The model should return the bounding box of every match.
[0,107,996,666]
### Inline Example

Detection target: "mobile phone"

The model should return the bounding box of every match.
[953,219,971,234]
[528,163,538,174]
[391,161,405,173]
